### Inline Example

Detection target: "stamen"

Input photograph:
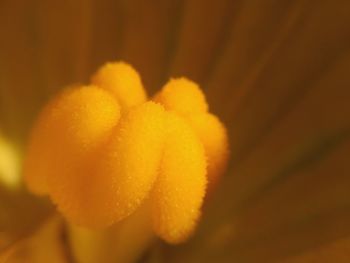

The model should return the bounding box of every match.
[154,78,229,190]
[90,101,166,226]
[151,112,206,244]
[187,113,229,190]
[24,62,229,245]
[91,62,147,110]
[24,86,121,221]
[153,78,208,115]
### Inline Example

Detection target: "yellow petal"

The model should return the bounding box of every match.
[0,134,21,189]
[24,86,121,226]
[91,62,147,110]
[154,78,208,115]
[187,113,229,190]
[152,112,207,244]
[91,102,166,226]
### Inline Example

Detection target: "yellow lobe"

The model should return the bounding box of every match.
[91,62,147,110]
[24,86,121,226]
[153,77,229,190]
[90,102,166,226]
[153,78,208,115]
[151,112,207,244]
[187,113,229,190]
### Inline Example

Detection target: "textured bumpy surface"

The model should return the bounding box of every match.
[153,78,208,115]
[152,112,207,244]
[24,86,121,197]
[24,62,229,243]
[93,102,166,226]
[91,62,147,110]
[154,78,229,190]
[187,113,229,190]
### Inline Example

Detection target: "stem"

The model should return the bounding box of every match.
[67,200,155,263]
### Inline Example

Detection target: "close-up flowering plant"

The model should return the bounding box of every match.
[0,0,350,262]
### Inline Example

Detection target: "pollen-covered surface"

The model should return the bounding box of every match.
[151,112,207,244]
[24,61,229,242]
[187,113,229,190]
[91,62,147,110]
[153,78,208,115]
[91,102,166,226]
[24,86,121,226]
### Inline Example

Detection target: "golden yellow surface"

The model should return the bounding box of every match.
[154,78,208,115]
[152,112,206,244]
[93,102,166,226]
[24,86,121,225]
[187,113,229,190]
[23,62,228,243]
[91,62,147,110]
[154,78,229,190]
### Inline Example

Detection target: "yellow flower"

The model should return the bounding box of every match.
[1,0,350,262]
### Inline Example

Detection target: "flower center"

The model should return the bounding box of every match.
[23,62,229,244]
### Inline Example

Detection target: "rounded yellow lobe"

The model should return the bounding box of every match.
[154,78,208,115]
[91,62,147,110]
[187,113,229,190]
[24,61,229,242]
[151,112,207,244]
[24,86,121,226]
[91,102,166,226]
